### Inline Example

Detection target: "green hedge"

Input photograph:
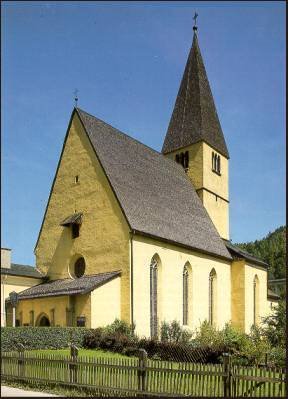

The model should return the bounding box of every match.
[1,327,92,352]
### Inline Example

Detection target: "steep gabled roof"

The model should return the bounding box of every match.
[76,108,231,261]
[162,33,229,158]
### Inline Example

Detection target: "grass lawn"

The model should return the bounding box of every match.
[28,348,132,359]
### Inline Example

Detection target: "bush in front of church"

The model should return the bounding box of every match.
[160,320,193,344]
[1,327,91,352]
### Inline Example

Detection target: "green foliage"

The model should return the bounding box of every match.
[193,321,275,366]
[83,319,138,353]
[268,346,286,368]
[1,327,90,352]
[237,325,270,366]
[103,318,135,339]
[261,299,286,347]
[193,321,226,351]
[237,226,286,282]
[160,320,192,344]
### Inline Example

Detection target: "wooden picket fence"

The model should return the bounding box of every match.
[1,348,286,397]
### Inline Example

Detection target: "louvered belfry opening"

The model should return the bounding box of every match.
[150,258,158,339]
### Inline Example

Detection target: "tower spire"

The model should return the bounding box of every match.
[162,24,229,158]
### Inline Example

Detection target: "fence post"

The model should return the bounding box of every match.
[138,349,148,393]
[70,344,79,384]
[17,343,25,380]
[223,353,231,398]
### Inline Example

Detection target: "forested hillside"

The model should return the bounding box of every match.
[236,226,286,280]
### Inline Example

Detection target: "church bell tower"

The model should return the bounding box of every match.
[162,19,229,240]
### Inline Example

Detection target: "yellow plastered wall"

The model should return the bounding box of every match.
[74,294,91,327]
[15,296,70,326]
[201,143,229,239]
[231,260,245,331]
[244,263,269,333]
[202,143,228,199]
[1,275,42,326]
[164,142,229,239]
[132,235,231,338]
[90,276,121,328]
[34,113,131,322]
[165,143,203,189]
[201,191,229,240]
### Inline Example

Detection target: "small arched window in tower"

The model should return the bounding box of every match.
[253,275,259,326]
[217,155,221,174]
[179,152,184,167]
[184,151,189,169]
[175,152,189,170]
[209,268,217,325]
[74,257,86,278]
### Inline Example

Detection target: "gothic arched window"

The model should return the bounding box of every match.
[209,269,217,325]
[150,257,158,338]
[253,275,259,325]
[183,265,190,325]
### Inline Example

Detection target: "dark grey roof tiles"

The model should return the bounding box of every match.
[76,108,231,260]
[1,264,44,279]
[224,240,268,267]
[162,33,229,158]
[14,271,121,300]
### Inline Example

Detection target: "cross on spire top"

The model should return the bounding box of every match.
[193,12,198,32]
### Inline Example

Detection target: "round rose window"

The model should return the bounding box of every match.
[74,257,85,278]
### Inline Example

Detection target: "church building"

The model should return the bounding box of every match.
[9,24,277,336]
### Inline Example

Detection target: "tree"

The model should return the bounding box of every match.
[261,300,286,347]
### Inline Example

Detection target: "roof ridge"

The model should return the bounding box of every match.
[76,107,185,173]
[76,107,163,157]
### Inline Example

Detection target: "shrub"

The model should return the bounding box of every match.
[268,346,286,368]
[1,327,91,351]
[82,328,104,349]
[103,319,135,339]
[261,300,286,347]
[238,325,271,366]
[193,320,226,352]
[160,320,192,344]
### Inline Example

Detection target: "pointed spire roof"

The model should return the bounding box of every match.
[162,32,229,158]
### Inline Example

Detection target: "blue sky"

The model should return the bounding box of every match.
[2,1,285,266]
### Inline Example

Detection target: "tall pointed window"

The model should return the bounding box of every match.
[183,264,191,325]
[150,257,158,339]
[253,275,259,325]
[209,269,217,325]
